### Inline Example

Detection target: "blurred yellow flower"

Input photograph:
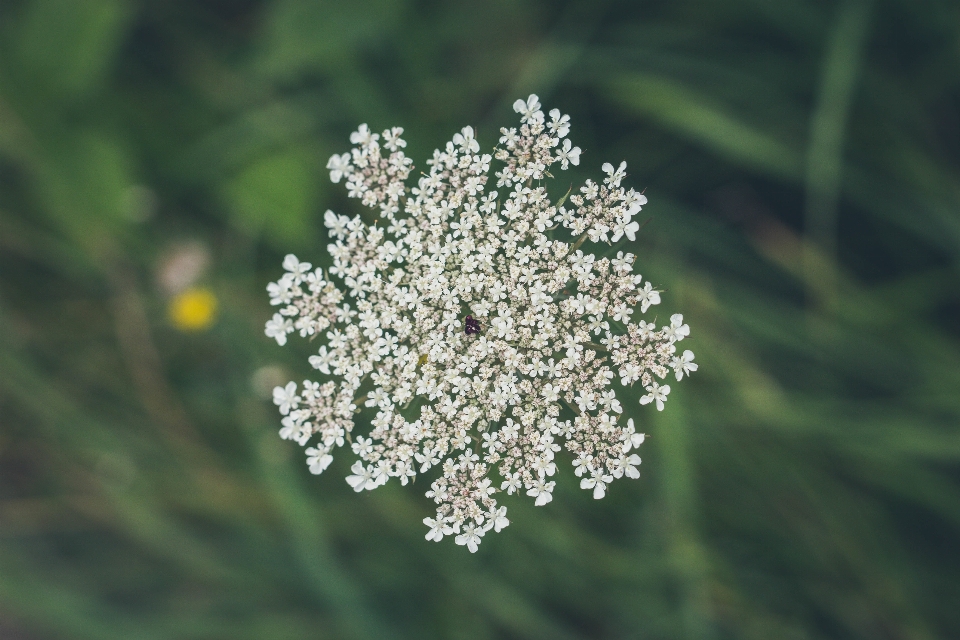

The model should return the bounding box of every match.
[168,287,218,331]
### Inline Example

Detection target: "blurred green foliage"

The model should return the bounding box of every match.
[1,0,959,638]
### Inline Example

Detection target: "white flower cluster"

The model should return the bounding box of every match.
[265,95,697,552]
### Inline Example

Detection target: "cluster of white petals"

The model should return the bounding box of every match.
[265,95,696,551]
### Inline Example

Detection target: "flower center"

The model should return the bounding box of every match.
[463,314,481,335]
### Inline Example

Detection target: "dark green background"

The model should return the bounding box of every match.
[1,0,959,638]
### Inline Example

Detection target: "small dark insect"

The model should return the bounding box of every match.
[464,314,482,335]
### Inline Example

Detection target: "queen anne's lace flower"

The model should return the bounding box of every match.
[265,95,696,551]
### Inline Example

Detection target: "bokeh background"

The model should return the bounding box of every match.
[1,0,959,638]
